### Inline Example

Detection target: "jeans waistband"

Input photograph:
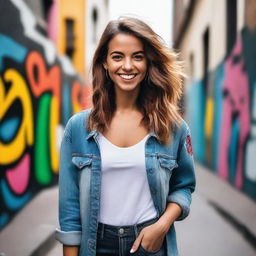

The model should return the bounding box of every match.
[97,217,158,238]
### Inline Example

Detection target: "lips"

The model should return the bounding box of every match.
[119,74,137,80]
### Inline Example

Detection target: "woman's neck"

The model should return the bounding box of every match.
[114,88,140,112]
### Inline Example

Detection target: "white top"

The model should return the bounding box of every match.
[97,133,157,225]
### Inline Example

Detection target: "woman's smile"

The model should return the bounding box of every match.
[118,74,137,80]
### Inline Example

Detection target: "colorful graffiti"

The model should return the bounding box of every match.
[219,39,250,189]
[0,0,90,228]
[187,26,256,200]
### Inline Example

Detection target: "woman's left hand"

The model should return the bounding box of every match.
[130,221,167,253]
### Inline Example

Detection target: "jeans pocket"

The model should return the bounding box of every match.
[136,245,165,256]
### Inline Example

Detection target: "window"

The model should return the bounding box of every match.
[203,27,209,95]
[226,0,237,57]
[65,18,75,59]
[92,7,98,43]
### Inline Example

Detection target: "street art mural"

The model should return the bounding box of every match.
[187,26,256,200]
[0,0,90,228]
[219,38,251,189]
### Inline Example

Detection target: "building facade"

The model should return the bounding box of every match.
[85,0,109,75]
[0,0,90,229]
[173,0,256,200]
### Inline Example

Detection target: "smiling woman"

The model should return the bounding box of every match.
[55,17,196,256]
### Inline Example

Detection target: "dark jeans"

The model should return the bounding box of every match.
[96,218,166,256]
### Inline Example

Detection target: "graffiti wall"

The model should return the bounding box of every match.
[187,26,256,200]
[0,0,90,228]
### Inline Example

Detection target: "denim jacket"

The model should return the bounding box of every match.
[55,109,196,256]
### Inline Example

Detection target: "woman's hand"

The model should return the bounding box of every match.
[130,202,182,253]
[130,221,166,253]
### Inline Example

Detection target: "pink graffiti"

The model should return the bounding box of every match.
[218,38,250,189]
[6,154,30,194]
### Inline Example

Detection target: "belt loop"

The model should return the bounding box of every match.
[134,224,139,238]
[101,223,104,239]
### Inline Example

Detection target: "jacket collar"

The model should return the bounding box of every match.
[86,129,98,140]
[148,131,158,139]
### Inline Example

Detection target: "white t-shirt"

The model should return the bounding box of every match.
[97,133,157,225]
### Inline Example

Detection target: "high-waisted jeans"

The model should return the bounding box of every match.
[96,218,166,256]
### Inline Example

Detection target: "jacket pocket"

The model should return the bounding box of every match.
[158,156,177,172]
[72,155,92,169]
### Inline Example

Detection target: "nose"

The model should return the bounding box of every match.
[122,57,133,71]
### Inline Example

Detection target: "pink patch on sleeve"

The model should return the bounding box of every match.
[186,135,193,155]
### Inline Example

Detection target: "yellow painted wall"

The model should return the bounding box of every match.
[57,0,86,75]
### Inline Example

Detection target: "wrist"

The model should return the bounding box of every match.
[155,218,172,234]
[156,203,182,234]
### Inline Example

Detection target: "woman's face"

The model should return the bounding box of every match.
[104,33,147,94]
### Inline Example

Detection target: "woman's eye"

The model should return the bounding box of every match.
[134,55,144,60]
[112,55,122,60]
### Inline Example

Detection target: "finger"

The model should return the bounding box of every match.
[130,232,143,253]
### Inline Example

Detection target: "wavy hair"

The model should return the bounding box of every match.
[88,17,184,144]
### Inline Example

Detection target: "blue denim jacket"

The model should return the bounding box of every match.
[55,109,196,256]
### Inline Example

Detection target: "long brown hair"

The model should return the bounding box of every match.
[88,17,184,144]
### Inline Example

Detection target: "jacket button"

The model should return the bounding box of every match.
[79,161,83,166]
[149,168,154,174]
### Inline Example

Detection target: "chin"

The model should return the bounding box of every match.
[117,83,141,92]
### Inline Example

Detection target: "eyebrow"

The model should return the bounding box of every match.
[110,51,145,56]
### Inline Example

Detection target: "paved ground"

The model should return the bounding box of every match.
[176,193,255,256]
[0,187,58,256]
[0,163,256,256]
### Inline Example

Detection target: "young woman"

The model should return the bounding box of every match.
[56,17,196,256]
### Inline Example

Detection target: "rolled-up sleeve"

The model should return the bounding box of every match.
[55,117,82,245]
[167,122,196,220]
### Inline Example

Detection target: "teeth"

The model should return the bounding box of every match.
[120,74,136,80]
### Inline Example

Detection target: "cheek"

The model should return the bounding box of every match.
[141,62,147,72]
[140,64,147,77]
[109,73,116,81]
[107,69,119,82]
[107,62,119,72]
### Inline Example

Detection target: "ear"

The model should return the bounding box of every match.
[103,62,107,70]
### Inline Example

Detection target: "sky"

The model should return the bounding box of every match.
[109,0,173,46]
